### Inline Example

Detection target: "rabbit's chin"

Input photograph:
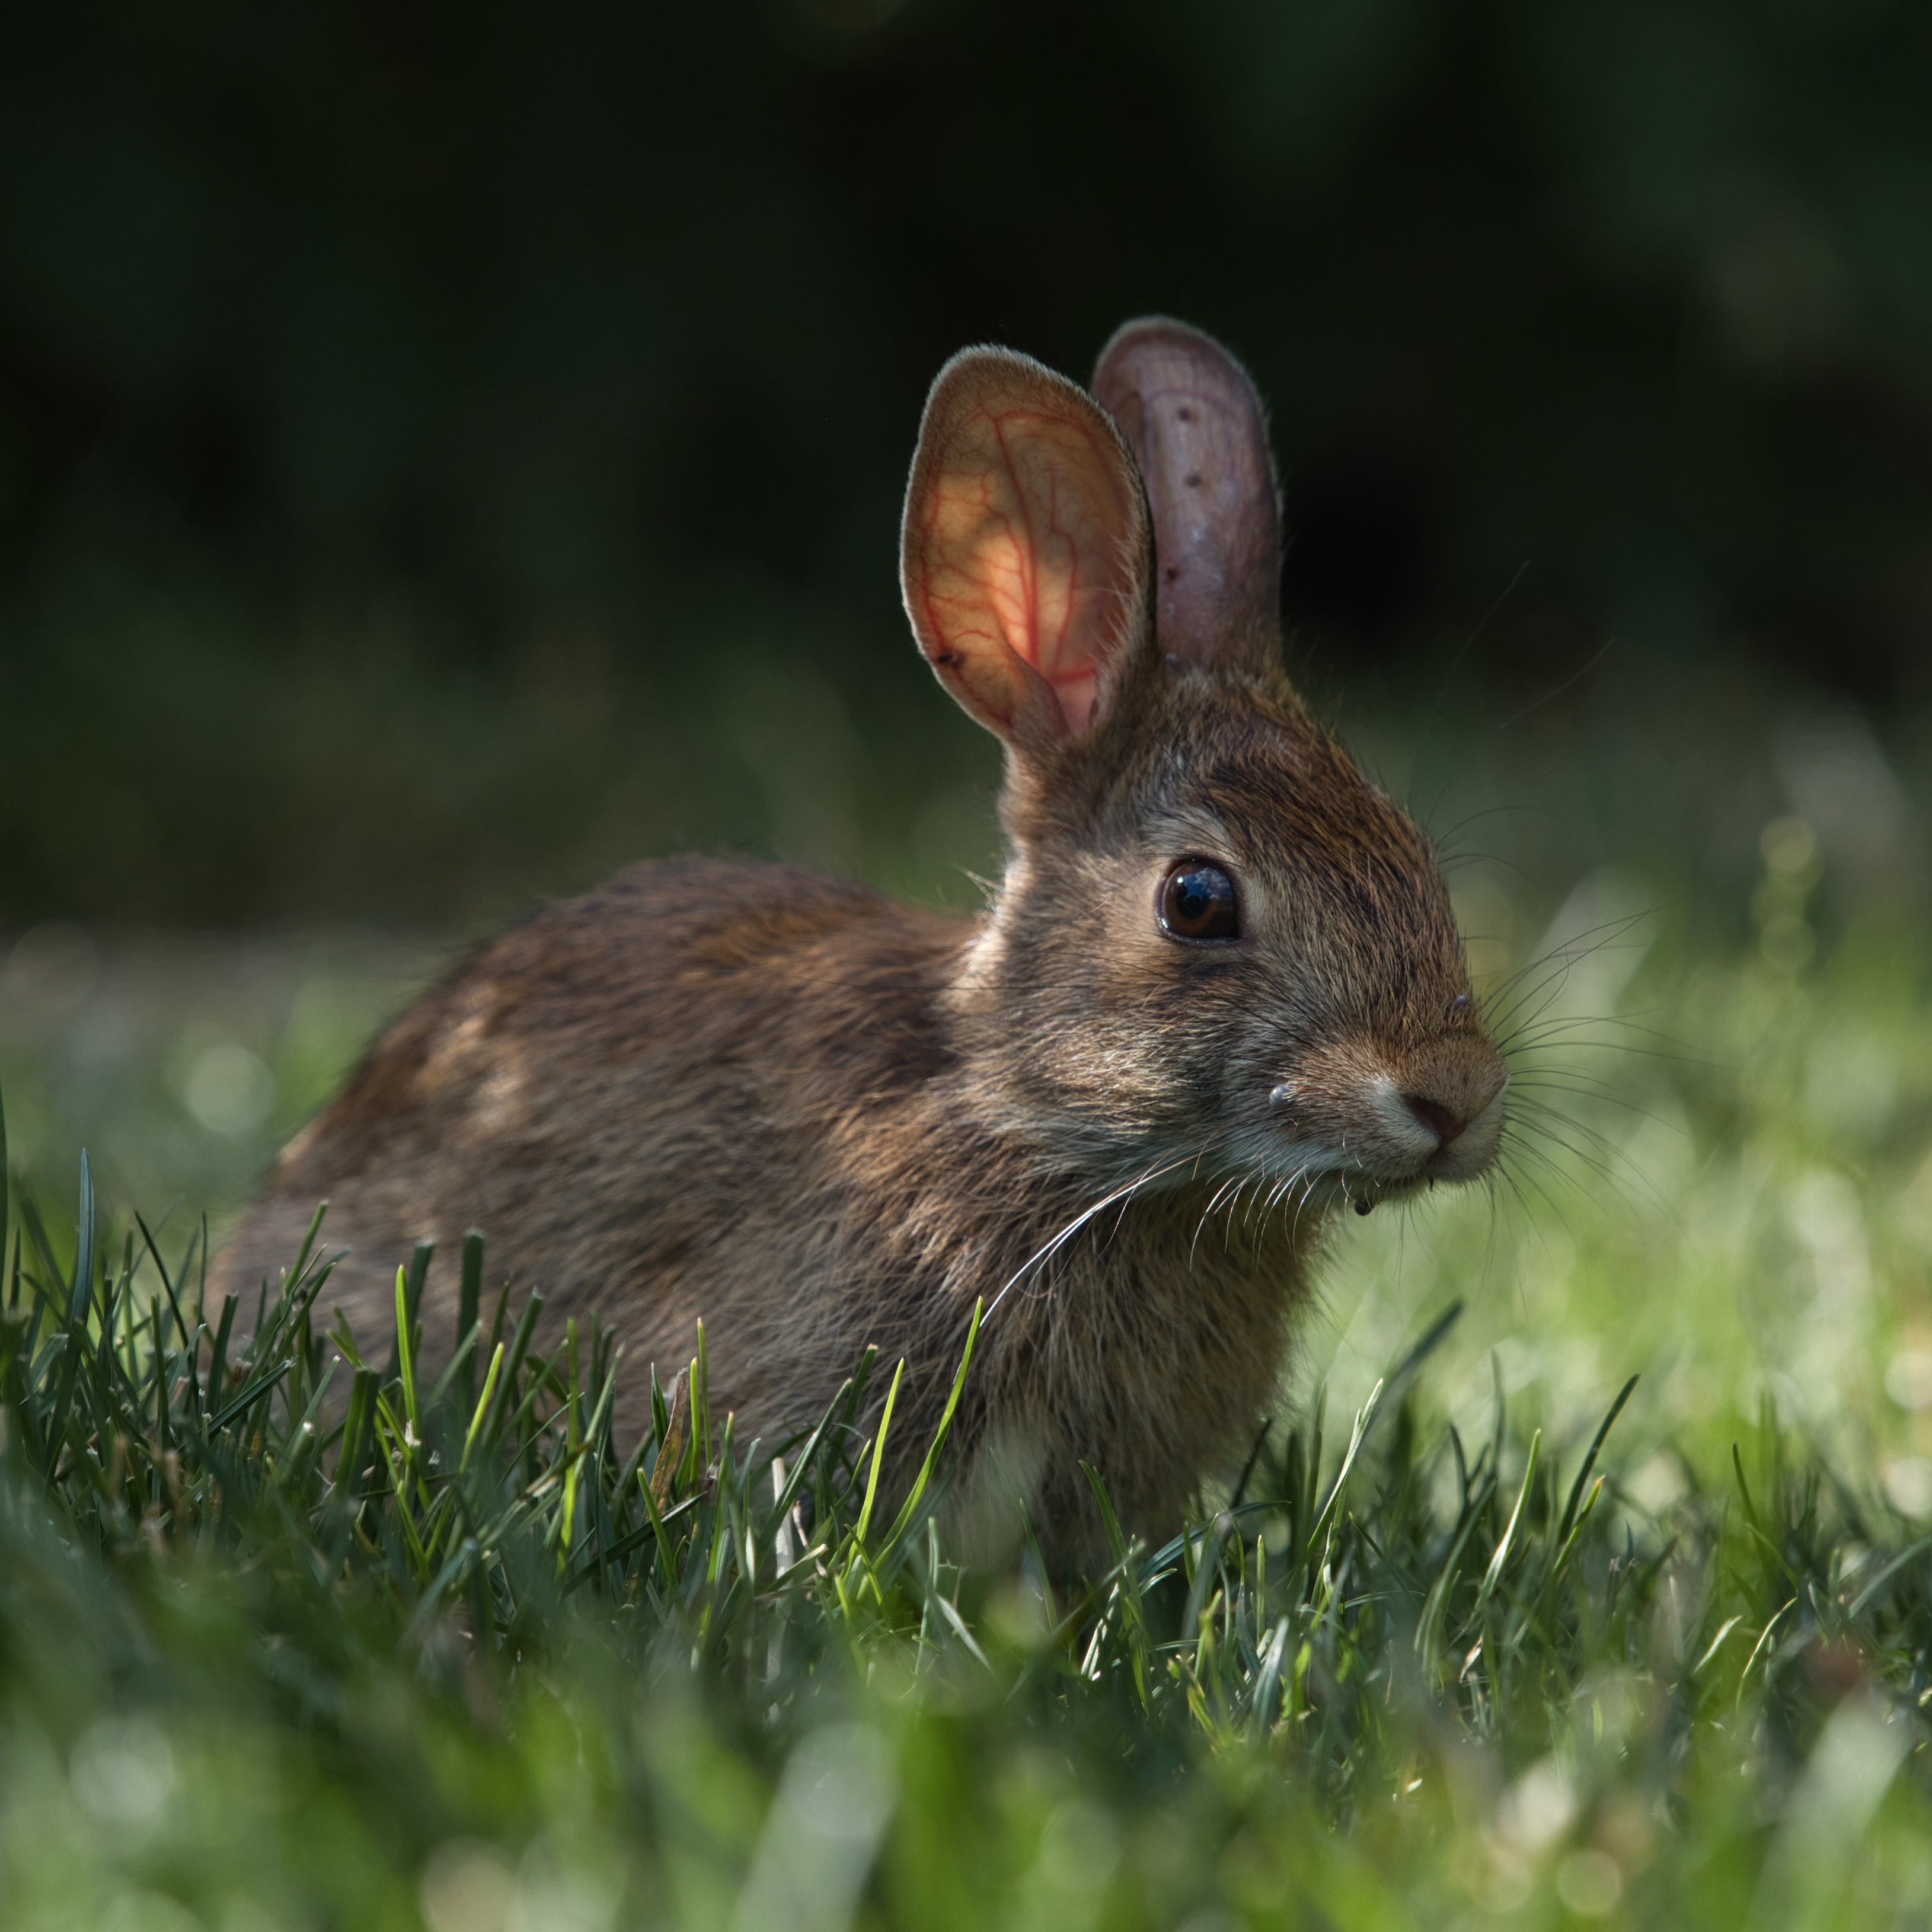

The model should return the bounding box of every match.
[1286,1167,1467,1221]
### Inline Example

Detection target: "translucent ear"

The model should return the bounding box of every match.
[1091,317,1282,672]
[900,347,1150,751]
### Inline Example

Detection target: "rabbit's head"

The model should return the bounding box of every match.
[901,319,1506,1215]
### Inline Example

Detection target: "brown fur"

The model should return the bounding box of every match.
[212,322,1508,1564]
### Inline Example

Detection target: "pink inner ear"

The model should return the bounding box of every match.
[909,392,1141,741]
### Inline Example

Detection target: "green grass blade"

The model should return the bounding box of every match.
[1310,1377,1385,1554]
[458,1229,483,1413]
[854,1358,903,1550]
[207,1294,239,1412]
[1081,1460,1149,1710]
[880,1299,981,1553]
[338,1365,378,1505]
[426,1322,484,1419]
[462,1344,505,1472]
[486,1291,545,1454]
[39,1153,98,1478]
[279,1202,330,1305]
[69,1148,95,1325]
[694,1319,711,1474]
[393,1266,420,1443]
[1559,1374,1639,1544]
[1415,1472,1498,1666]
[1845,1528,1932,1624]
[206,1358,294,1433]
[1474,1428,1541,1616]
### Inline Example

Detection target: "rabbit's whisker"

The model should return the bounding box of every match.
[986,1139,1234,1324]
[1189,1161,1254,1266]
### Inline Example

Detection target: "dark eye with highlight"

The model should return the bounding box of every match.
[1158,860,1240,942]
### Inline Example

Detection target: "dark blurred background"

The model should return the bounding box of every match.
[3,0,1931,933]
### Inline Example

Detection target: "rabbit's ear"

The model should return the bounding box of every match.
[1091,318,1280,673]
[901,347,1151,751]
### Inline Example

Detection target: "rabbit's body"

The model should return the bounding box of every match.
[220,851,1305,1545]
[214,319,1510,1558]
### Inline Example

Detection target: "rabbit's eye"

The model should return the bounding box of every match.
[1159,861,1240,942]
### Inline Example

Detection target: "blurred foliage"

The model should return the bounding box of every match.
[2,0,1931,924]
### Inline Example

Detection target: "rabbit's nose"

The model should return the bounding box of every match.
[1398,1050,1508,1157]
[1403,1093,1470,1145]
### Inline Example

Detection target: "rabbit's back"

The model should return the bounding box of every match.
[215,857,973,1432]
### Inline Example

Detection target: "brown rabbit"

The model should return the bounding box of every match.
[213,319,1508,1561]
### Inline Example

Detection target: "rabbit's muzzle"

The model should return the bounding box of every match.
[1265,1033,1509,1196]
